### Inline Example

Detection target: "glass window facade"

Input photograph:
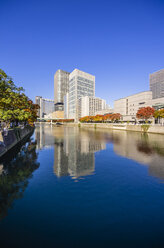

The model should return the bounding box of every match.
[68,70,95,119]
[54,70,70,110]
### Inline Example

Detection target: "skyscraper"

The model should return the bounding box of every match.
[35,96,54,118]
[54,69,70,111]
[150,69,164,99]
[68,69,95,120]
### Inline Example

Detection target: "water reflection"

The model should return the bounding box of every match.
[0,140,40,220]
[35,124,164,181]
[35,124,106,179]
[113,130,164,180]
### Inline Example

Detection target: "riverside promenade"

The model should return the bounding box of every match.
[0,125,34,159]
[62,122,164,135]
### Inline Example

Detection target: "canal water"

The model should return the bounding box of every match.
[0,123,164,248]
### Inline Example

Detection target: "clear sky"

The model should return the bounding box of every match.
[1,0,164,107]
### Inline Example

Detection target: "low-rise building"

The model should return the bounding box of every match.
[148,97,164,110]
[44,111,64,119]
[114,91,152,118]
[78,96,108,118]
[95,109,113,116]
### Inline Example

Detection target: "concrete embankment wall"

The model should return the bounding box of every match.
[0,126,34,158]
[64,123,164,135]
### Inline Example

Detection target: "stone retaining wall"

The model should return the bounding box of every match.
[0,126,34,158]
[64,123,164,134]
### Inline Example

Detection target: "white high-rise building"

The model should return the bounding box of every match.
[68,69,95,120]
[78,96,108,118]
[64,93,69,119]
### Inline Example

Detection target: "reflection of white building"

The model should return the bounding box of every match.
[53,127,106,179]
[35,123,55,149]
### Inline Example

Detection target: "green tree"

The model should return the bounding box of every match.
[0,69,39,126]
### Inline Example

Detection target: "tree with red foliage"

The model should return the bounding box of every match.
[136,107,155,121]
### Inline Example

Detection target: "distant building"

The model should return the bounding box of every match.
[78,96,108,118]
[95,108,113,115]
[54,69,70,111]
[35,96,54,118]
[68,69,95,120]
[147,97,164,110]
[44,111,64,119]
[150,69,164,99]
[114,91,152,118]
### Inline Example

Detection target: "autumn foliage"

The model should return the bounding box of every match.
[154,109,164,119]
[51,119,74,123]
[79,113,122,123]
[136,107,155,120]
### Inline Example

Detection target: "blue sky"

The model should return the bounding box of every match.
[1,0,164,107]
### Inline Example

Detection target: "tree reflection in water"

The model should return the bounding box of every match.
[137,133,164,157]
[0,140,40,220]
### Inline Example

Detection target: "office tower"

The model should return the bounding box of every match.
[35,96,42,118]
[150,69,164,99]
[35,96,54,118]
[78,96,108,118]
[54,69,70,111]
[68,69,95,120]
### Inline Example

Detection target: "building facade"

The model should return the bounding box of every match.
[78,96,108,118]
[35,96,54,118]
[64,93,69,119]
[68,69,95,120]
[95,109,113,115]
[150,69,164,99]
[54,69,70,111]
[147,97,164,110]
[114,91,152,117]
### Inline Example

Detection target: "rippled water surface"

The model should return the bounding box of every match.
[1,123,164,248]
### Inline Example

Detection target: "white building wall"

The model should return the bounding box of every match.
[64,93,69,119]
[114,91,152,116]
[79,96,108,118]
[68,69,95,120]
